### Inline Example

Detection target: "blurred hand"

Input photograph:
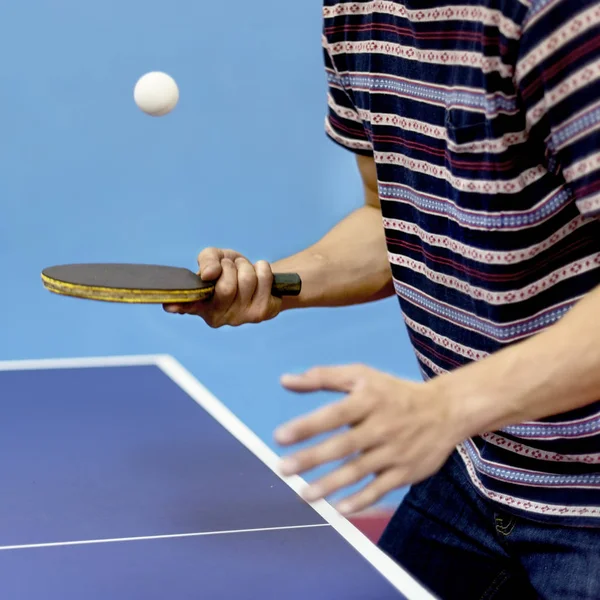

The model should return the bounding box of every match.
[274,364,463,515]
[163,248,283,327]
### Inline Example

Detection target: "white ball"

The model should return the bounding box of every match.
[134,71,179,117]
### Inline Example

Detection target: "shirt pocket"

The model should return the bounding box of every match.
[444,108,492,157]
[443,107,533,190]
[440,108,534,235]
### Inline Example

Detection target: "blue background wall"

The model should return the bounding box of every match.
[1,0,421,508]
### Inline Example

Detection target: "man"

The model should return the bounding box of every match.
[165,0,600,597]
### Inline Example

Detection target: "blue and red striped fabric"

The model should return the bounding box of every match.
[322,0,600,525]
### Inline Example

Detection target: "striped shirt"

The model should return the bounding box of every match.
[322,0,600,526]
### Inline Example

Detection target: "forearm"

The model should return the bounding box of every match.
[272,205,394,311]
[438,285,600,439]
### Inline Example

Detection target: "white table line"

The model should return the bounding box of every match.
[0,523,331,552]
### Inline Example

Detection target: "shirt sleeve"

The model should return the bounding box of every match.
[322,35,373,156]
[515,0,600,217]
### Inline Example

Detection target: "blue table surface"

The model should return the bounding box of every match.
[0,362,417,599]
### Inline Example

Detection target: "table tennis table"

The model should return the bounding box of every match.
[0,354,436,599]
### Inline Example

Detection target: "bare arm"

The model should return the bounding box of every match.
[440,284,600,439]
[273,155,394,311]
[165,155,393,326]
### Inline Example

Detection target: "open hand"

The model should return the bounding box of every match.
[274,364,464,515]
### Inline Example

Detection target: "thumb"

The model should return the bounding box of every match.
[197,247,226,281]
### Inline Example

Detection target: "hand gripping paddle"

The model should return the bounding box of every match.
[41,263,302,304]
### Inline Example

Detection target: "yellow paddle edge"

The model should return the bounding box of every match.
[40,273,210,304]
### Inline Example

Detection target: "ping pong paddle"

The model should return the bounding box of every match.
[41,263,302,304]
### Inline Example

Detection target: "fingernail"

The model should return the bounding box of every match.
[279,457,299,476]
[275,426,297,445]
[163,305,179,313]
[281,374,303,385]
[337,501,354,515]
[303,485,324,502]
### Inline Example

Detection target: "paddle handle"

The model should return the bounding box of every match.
[272,273,302,297]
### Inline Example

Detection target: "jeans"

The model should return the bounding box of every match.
[378,451,600,599]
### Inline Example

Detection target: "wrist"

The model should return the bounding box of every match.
[272,252,328,312]
[426,338,545,440]
[427,367,497,442]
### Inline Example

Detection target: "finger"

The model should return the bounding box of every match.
[233,257,258,307]
[274,396,369,446]
[280,365,367,394]
[163,300,204,315]
[279,426,365,476]
[212,258,239,312]
[301,446,394,503]
[197,247,225,281]
[169,259,240,317]
[336,468,406,515]
[163,303,184,313]
[197,248,240,281]
[252,260,275,306]
[163,296,204,314]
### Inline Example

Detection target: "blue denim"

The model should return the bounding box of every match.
[378,451,600,599]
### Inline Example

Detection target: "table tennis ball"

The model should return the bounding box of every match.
[134,71,179,116]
